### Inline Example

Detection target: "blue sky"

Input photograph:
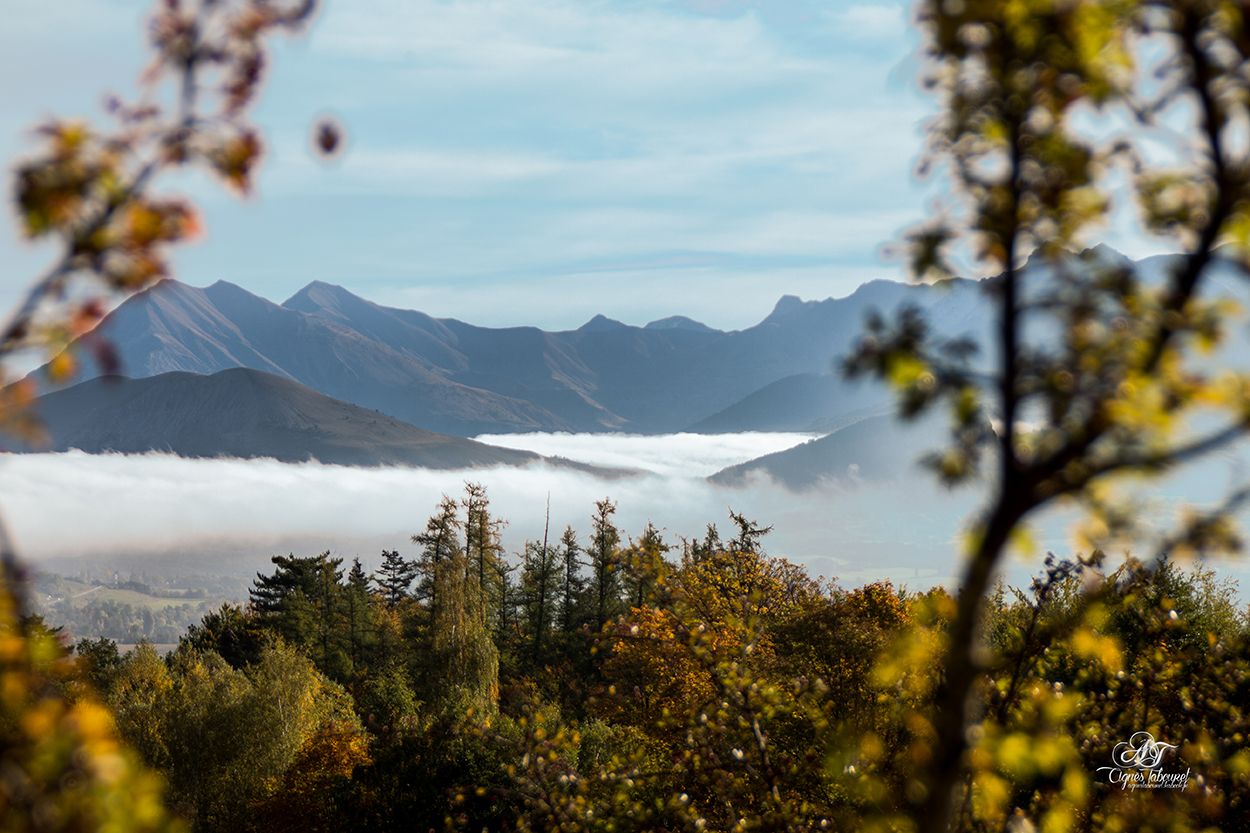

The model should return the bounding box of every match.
[6,1,952,328]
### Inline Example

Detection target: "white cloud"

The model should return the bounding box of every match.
[5,431,1248,592]
[0,436,975,588]
[473,431,818,477]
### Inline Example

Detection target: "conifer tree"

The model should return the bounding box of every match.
[587,498,623,631]
[520,539,561,663]
[557,525,586,635]
[412,496,462,619]
[621,522,671,609]
[249,553,349,679]
[462,482,505,627]
[345,558,375,670]
[373,549,417,608]
[429,546,499,716]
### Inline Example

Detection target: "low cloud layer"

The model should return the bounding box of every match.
[0,433,976,588]
[5,431,1247,592]
[473,432,817,477]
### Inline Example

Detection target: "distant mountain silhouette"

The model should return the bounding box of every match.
[709,413,953,490]
[688,373,893,433]
[644,315,715,333]
[5,368,609,470]
[35,271,1000,436]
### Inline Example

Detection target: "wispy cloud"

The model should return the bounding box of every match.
[0,0,935,330]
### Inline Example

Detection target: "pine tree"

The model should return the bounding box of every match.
[345,558,375,670]
[557,525,586,634]
[587,499,623,631]
[727,510,772,554]
[520,539,561,663]
[249,552,350,679]
[495,558,518,651]
[374,550,417,608]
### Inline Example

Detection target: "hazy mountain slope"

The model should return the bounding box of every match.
[6,368,554,469]
[709,413,952,490]
[65,281,569,436]
[688,373,892,433]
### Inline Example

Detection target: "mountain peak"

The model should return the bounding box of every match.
[282,280,371,317]
[578,313,628,333]
[644,315,715,333]
[285,279,354,303]
[761,294,808,324]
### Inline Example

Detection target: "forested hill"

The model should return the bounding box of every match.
[32,273,989,436]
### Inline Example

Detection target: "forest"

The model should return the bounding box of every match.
[8,484,1250,832]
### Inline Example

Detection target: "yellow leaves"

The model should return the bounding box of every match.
[1010,525,1039,559]
[1071,626,1123,673]
[48,349,76,383]
[0,580,182,833]
[997,732,1035,779]
[886,354,934,391]
[1040,802,1075,833]
[0,377,46,446]
[1138,171,1212,244]
[971,770,1012,822]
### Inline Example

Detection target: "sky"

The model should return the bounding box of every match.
[0,0,947,330]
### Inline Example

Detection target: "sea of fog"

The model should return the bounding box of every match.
[2,431,1247,592]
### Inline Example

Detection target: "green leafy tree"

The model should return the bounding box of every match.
[428,546,499,717]
[462,482,506,629]
[412,496,462,619]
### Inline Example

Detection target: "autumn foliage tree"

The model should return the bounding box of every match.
[845,2,1250,831]
[0,1,328,830]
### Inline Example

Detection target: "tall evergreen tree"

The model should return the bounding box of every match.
[557,525,586,635]
[373,550,417,608]
[429,546,499,716]
[345,558,375,670]
[587,499,623,631]
[727,510,772,554]
[249,552,351,679]
[520,539,560,663]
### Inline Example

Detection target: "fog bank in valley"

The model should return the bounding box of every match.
[5,431,1247,592]
[0,432,971,587]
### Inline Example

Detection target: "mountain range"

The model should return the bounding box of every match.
[34,273,991,437]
